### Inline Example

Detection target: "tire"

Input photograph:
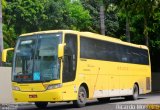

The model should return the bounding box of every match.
[73,86,87,108]
[35,102,48,109]
[97,97,110,103]
[125,84,139,100]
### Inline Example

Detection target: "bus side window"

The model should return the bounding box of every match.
[63,46,73,73]
[63,34,77,83]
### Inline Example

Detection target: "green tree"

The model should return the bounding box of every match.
[2,0,6,8]
[2,0,15,49]
[43,0,91,31]
[81,0,119,36]
[3,0,48,35]
[116,0,137,42]
[134,0,159,46]
[81,0,100,32]
[105,4,119,37]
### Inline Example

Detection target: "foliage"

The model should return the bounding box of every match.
[43,0,91,31]
[2,0,160,71]
[3,0,48,34]
[2,0,7,9]
[81,0,119,35]
[105,4,119,37]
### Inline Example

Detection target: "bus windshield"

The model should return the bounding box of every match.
[12,33,62,83]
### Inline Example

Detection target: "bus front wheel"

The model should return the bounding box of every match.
[35,102,48,109]
[73,86,87,108]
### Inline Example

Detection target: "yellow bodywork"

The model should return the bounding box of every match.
[58,43,66,58]
[12,30,151,102]
[12,81,78,102]
[2,48,14,62]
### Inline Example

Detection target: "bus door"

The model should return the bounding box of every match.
[62,33,78,100]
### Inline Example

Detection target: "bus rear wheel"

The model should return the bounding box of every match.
[35,102,48,109]
[73,86,87,108]
[125,84,139,100]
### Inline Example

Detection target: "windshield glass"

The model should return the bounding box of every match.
[12,33,62,83]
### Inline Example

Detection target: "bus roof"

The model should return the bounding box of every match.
[20,30,148,50]
[20,30,79,36]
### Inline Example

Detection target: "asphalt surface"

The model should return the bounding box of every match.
[12,93,160,110]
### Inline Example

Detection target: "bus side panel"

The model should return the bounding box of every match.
[78,59,151,99]
[119,64,151,96]
[77,59,99,98]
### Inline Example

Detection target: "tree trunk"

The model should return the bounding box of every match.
[126,15,130,42]
[100,5,105,35]
[144,17,149,46]
[125,3,130,43]
[0,1,3,66]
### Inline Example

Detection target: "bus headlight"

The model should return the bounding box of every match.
[47,84,62,90]
[12,86,20,91]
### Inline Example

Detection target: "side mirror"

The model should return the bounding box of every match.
[2,48,14,62]
[58,43,66,58]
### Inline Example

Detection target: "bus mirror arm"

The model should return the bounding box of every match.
[58,43,66,58]
[2,48,14,62]
[58,55,65,62]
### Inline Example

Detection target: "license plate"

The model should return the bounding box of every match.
[29,94,37,98]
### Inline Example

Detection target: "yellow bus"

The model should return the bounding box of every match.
[2,30,151,108]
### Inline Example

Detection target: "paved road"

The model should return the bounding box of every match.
[16,93,160,110]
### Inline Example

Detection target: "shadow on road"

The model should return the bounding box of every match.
[17,97,146,110]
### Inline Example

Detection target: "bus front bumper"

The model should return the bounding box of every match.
[12,90,63,102]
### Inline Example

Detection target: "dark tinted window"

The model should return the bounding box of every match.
[80,37,149,65]
[63,34,77,82]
